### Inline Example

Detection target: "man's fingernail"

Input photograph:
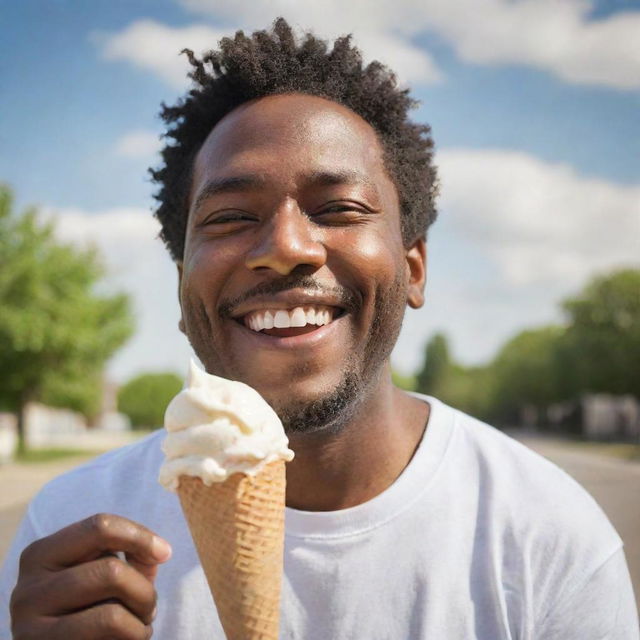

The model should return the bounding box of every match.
[152,536,172,560]
[151,606,158,620]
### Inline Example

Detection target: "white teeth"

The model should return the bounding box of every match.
[244,305,338,332]
[274,310,291,328]
[290,307,306,327]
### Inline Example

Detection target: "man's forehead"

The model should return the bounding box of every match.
[195,93,383,165]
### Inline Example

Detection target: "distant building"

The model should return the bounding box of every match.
[24,403,87,449]
[0,413,17,463]
[546,394,640,441]
[91,377,130,432]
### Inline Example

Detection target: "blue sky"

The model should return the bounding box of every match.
[2,0,639,382]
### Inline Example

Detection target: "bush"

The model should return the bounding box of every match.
[117,373,183,429]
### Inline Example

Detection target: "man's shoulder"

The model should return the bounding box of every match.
[27,430,172,537]
[39,429,165,488]
[425,395,592,494]
[422,395,622,544]
[431,397,622,567]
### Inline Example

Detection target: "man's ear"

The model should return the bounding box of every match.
[176,261,186,334]
[406,238,427,309]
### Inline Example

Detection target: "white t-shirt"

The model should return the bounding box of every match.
[1,396,638,639]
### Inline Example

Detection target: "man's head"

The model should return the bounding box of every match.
[151,19,438,434]
[152,18,437,262]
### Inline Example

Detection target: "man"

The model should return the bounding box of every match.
[1,19,638,639]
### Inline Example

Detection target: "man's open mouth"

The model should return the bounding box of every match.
[241,305,344,338]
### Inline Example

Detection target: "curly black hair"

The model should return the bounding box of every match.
[151,18,438,262]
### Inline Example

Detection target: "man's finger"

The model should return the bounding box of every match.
[33,555,157,624]
[20,514,171,571]
[48,602,153,640]
[125,553,161,583]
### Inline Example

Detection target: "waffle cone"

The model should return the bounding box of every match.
[177,460,286,640]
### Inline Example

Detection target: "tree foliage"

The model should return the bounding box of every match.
[561,269,640,398]
[489,326,566,422]
[415,333,450,397]
[414,268,640,426]
[437,364,496,420]
[117,372,183,429]
[0,185,134,447]
[391,369,416,391]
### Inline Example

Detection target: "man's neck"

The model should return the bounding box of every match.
[284,374,429,512]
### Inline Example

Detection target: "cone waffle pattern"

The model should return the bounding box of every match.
[178,460,286,640]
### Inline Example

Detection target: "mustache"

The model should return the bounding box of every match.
[218,275,359,318]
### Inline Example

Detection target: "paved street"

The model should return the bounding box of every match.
[1,436,639,611]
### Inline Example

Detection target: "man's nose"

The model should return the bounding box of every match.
[245,202,327,275]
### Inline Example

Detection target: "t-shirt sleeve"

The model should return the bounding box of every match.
[537,547,639,639]
[0,505,43,639]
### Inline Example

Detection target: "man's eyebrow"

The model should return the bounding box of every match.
[192,175,266,211]
[192,170,379,212]
[307,169,378,192]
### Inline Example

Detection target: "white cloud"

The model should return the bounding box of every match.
[43,206,194,383]
[178,0,640,90]
[113,130,162,159]
[97,20,229,88]
[437,148,640,287]
[390,148,640,374]
[421,0,640,90]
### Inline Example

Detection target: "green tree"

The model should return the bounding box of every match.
[391,369,416,391]
[413,333,492,418]
[415,333,450,396]
[489,326,566,423]
[0,185,134,451]
[561,269,640,398]
[437,364,496,421]
[118,372,183,429]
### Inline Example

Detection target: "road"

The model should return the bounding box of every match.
[1,436,639,611]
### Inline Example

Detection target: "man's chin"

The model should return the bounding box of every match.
[268,372,362,436]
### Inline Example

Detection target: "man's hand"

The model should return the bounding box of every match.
[9,513,172,640]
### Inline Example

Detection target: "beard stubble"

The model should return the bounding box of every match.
[181,272,407,435]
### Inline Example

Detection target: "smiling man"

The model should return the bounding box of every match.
[2,19,638,640]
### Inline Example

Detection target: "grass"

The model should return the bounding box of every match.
[15,448,104,464]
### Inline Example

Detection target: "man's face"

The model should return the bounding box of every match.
[179,93,425,432]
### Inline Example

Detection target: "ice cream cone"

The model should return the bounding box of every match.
[177,459,286,640]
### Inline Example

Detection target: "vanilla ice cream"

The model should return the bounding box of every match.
[159,360,294,491]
